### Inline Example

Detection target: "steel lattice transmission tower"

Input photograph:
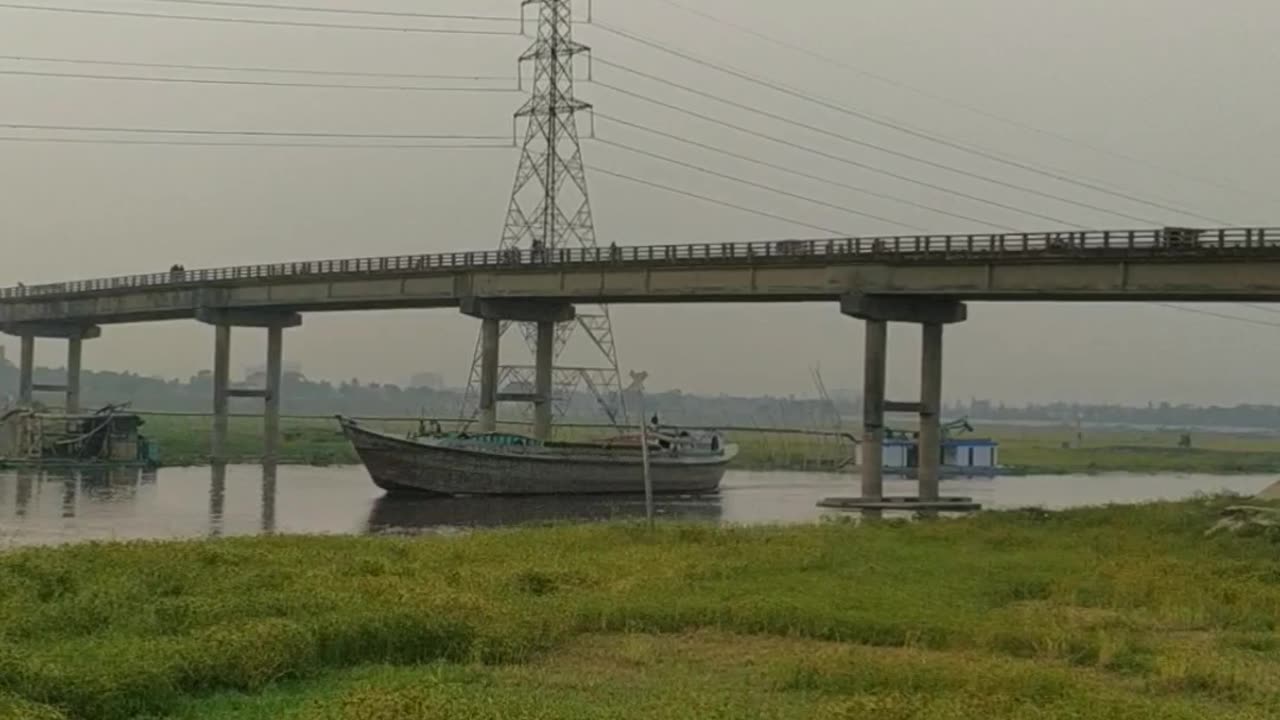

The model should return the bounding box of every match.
[461,0,626,429]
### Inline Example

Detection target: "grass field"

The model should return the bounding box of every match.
[133,413,1280,475]
[2,499,1279,718]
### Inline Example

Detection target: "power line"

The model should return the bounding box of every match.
[0,54,512,82]
[594,136,926,232]
[591,23,1223,226]
[0,68,517,92]
[0,3,518,35]
[144,0,518,22]
[590,79,1082,229]
[591,19,1280,329]
[591,56,1154,227]
[1151,304,1280,330]
[0,123,512,140]
[594,112,1016,231]
[1236,303,1280,316]
[588,165,846,235]
[0,135,515,149]
[645,0,1271,204]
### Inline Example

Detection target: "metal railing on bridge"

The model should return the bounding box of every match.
[1,226,1274,301]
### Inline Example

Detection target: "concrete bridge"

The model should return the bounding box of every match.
[2,225,1277,506]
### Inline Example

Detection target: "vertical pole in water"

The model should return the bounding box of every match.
[638,385,653,529]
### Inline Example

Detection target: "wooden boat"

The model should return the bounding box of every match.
[338,417,738,496]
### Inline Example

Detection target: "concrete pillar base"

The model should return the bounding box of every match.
[819,496,982,513]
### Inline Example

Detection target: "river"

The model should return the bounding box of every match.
[0,465,1274,547]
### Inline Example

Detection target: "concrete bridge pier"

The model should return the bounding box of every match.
[197,309,302,464]
[478,318,501,432]
[462,299,575,439]
[821,296,967,513]
[2,324,101,412]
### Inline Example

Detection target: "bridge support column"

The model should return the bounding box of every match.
[18,335,33,406]
[66,337,83,415]
[211,325,231,462]
[919,323,944,503]
[861,320,887,501]
[264,326,283,464]
[534,320,555,441]
[479,318,500,433]
[198,309,302,464]
[821,296,968,514]
[461,299,574,437]
[3,324,101,410]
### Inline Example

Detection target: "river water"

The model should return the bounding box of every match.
[0,466,1275,547]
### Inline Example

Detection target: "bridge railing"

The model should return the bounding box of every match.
[0,227,1275,301]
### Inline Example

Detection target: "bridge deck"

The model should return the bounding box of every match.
[1,227,1278,327]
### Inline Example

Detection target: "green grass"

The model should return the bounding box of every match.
[3,500,1280,718]
[136,414,1280,475]
[991,424,1280,474]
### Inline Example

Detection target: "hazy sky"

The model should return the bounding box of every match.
[1,0,1278,406]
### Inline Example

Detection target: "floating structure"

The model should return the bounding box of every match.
[854,418,1001,478]
[339,416,736,496]
[869,437,1001,478]
[0,405,155,465]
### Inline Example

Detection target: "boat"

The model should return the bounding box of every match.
[337,416,738,496]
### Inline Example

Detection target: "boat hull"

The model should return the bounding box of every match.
[340,419,733,496]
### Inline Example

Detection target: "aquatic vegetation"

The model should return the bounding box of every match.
[2,499,1280,718]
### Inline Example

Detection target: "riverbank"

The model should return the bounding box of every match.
[134,414,1280,475]
[2,499,1279,719]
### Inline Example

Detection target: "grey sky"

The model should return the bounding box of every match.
[0,0,1277,406]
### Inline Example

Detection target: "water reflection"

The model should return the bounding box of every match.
[14,469,33,518]
[209,464,226,538]
[367,492,723,534]
[261,464,277,534]
[0,465,1276,548]
[60,474,77,518]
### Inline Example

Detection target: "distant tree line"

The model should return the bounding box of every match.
[2,355,1275,430]
[0,357,847,428]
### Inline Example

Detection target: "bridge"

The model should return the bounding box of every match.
[2,225,1278,506]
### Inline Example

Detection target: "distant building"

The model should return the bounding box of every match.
[409,372,446,390]
[244,362,303,385]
